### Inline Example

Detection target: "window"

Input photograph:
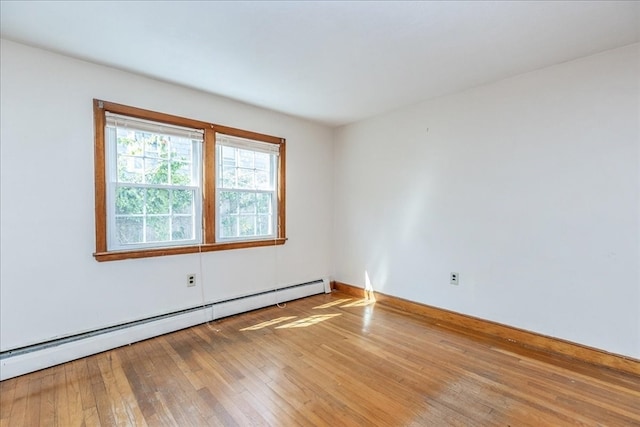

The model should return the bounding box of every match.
[106,113,203,250]
[216,134,280,241]
[93,100,286,261]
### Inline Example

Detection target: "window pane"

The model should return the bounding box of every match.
[172,216,193,240]
[255,170,270,190]
[172,190,193,214]
[254,152,269,171]
[116,187,144,215]
[159,137,171,158]
[116,217,143,245]
[221,164,236,188]
[257,215,271,235]
[239,216,255,236]
[256,193,271,214]
[222,146,236,164]
[238,149,253,168]
[172,161,192,185]
[172,138,192,161]
[146,188,170,214]
[117,132,143,156]
[145,158,169,185]
[220,216,237,238]
[237,168,254,189]
[117,156,144,183]
[146,216,170,242]
[144,136,168,159]
[219,191,239,215]
[239,193,256,214]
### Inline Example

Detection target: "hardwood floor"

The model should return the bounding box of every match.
[1,291,639,426]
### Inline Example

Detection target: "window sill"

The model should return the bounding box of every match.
[94,238,287,262]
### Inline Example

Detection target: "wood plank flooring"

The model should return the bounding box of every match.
[1,291,639,426]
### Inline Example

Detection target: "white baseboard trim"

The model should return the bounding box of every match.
[0,279,325,380]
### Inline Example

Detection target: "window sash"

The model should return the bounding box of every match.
[215,142,278,242]
[217,190,276,241]
[105,120,203,251]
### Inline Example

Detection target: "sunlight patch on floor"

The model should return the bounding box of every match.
[240,316,297,331]
[275,314,342,329]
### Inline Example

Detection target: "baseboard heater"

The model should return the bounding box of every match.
[0,278,329,381]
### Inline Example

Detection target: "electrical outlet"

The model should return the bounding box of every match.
[187,274,196,287]
[450,272,459,285]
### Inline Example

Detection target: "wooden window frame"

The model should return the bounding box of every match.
[93,99,286,262]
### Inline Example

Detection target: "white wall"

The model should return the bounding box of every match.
[2,39,638,363]
[334,44,640,358]
[0,39,334,351]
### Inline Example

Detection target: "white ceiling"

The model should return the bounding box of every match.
[1,1,638,127]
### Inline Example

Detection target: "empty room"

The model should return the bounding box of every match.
[1,1,639,425]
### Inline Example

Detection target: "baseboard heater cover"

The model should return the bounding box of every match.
[0,279,327,380]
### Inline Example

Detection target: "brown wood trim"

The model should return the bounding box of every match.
[94,238,287,262]
[97,100,282,145]
[332,281,640,376]
[332,281,374,299]
[278,138,286,239]
[211,124,282,145]
[96,99,211,130]
[93,100,107,254]
[203,127,216,244]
